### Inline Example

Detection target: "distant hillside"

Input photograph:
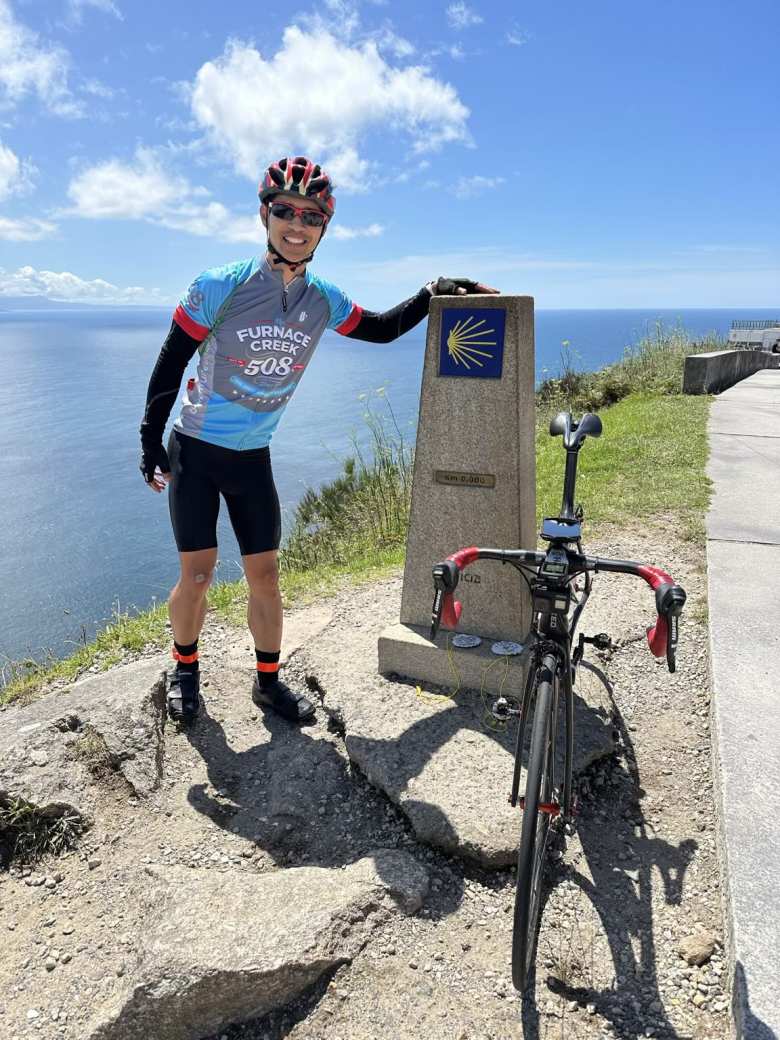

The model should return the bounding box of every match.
[0,296,168,311]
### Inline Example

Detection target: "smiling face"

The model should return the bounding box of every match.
[261,192,327,266]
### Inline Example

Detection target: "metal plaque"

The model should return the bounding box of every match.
[434,469,496,488]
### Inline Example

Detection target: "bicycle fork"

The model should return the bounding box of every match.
[509,649,575,825]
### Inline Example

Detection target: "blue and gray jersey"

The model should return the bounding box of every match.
[171,257,363,450]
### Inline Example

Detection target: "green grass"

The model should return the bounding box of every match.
[536,393,712,540]
[1,601,170,704]
[1,324,717,706]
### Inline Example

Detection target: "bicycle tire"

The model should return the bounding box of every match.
[511,671,555,991]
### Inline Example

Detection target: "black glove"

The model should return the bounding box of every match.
[426,277,496,296]
[139,441,171,484]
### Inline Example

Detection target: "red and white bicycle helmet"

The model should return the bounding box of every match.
[259,156,335,218]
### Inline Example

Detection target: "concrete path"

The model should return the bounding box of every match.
[706,368,780,1040]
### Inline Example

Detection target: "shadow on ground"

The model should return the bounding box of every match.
[181,658,699,1040]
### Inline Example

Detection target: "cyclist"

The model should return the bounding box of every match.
[140,155,498,724]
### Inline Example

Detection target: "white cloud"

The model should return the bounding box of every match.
[330,222,384,240]
[320,145,372,194]
[323,0,361,37]
[65,0,123,24]
[506,24,530,46]
[0,137,35,200]
[189,27,470,189]
[372,24,415,58]
[0,0,79,115]
[453,174,505,198]
[66,147,263,243]
[446,2,483,30]
[82,78,116,99]
[0,264,161,303]
[0,216,56,241]
[353,251,599,297]
[68,147,191,219]
[353,247,780,307]
[157,201,260,243]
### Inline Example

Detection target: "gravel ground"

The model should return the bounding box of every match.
[0,522,729,1040]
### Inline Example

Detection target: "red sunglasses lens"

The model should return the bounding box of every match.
[270,203,325,227]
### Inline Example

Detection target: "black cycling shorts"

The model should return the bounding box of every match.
[166,430,281,556]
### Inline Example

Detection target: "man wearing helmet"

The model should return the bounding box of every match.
[140,156,498,724]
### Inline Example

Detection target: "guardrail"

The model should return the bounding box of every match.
[729,319,780,330]
[683,349,780,394]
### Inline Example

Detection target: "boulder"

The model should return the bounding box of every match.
[0,657,168,825]
[87,850,428,1040]
[285,580,613,868]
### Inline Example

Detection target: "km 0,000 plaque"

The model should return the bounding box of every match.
[434,469,496,489]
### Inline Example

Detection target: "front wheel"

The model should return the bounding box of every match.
[512,670,556,991]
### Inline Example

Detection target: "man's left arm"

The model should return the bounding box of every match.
[340,278,500,345]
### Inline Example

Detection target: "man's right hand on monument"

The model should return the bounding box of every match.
[427,277,499,296]
[140,442,171,492]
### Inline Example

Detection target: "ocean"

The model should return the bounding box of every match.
[1,305,775,669]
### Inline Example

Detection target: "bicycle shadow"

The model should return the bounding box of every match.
[342,659,614,870]
[519,662,699,1040]
[176,656,694,1038]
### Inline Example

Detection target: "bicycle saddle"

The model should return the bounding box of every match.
[549,411,602,450]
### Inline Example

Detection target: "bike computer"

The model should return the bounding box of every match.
[540,547,569,579]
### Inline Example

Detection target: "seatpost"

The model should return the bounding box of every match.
[560,449,580,520]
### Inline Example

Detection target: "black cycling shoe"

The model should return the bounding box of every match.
[166,666,201,723]
[251,676,315,722]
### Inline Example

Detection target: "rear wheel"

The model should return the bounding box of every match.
[512,671,556,991]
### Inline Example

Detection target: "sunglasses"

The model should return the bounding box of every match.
[269,201,327,228]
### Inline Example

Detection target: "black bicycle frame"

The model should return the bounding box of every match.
[508,590,580,823]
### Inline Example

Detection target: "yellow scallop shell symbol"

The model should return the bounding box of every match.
[446,315,497,369]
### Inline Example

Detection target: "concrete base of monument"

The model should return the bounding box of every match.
[378,621,531,699]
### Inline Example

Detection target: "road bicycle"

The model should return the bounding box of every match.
[429,411,687,991]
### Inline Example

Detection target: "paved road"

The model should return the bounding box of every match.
[706,368,780,1040]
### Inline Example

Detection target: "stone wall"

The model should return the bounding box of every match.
[683,349,780,395]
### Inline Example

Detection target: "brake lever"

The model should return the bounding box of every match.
[430,588,444,640]
[431,559,462,639]
[666,610,679,673]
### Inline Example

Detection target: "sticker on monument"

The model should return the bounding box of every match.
[439,308,505,379]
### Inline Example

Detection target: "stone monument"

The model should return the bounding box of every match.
[378,294,537,695]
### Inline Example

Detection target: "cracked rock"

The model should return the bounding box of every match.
[0,658,168,829]
[86,850,428,1040]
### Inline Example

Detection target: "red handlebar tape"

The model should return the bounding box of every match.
[637,564,674,590]
[646,614,669,658]
[447,546,479,569]
[441,593,462,629]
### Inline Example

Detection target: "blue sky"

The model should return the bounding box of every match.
[0,0,778,308]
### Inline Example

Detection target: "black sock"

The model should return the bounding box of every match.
[174,639,199,673]
[255,649,280,689]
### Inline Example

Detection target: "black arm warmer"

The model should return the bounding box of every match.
[344,287,431,344]
[139,320,200,445]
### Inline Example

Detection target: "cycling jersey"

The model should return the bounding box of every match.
[171,257,364,450]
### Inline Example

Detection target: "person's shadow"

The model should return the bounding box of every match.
[180,694,463,927]
[178,658,700,1039]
